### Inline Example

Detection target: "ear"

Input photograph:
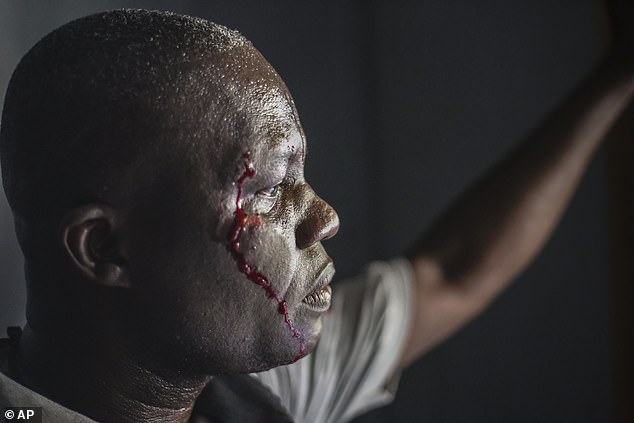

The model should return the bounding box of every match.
[60,205,130,288]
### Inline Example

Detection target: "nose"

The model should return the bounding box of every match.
[296,192,339,250]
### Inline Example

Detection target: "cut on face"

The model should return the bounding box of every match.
[120,44,341,374]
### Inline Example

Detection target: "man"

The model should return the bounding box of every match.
[0,7,632,423]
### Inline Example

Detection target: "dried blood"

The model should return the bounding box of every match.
[227,152,306,362]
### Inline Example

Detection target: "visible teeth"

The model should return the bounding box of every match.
[303,285,332,306]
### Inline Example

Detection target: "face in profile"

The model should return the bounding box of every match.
[119,44,339,374]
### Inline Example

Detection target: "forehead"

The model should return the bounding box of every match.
[211,46,302,146]
[174,45,304,186]
[198,46,304,166]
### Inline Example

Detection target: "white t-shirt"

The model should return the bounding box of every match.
[253,258,415,423]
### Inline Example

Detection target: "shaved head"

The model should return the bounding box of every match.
[1,9,338,375]
[0,9,250,223]
[0,9,297,265]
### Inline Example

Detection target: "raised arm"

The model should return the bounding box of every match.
[398,5,634,368]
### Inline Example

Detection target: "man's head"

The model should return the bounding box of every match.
[0,9,338,375]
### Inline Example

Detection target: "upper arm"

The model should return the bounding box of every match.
[397,255,497,369]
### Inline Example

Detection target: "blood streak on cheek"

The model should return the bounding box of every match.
[227,152,307,362]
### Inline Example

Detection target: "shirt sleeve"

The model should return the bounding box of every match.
[252,258,415,423]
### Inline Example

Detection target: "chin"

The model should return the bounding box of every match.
[291,314,324,360]
[255,314,324,370]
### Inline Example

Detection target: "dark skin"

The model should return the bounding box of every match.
[13,46,339,422]
[8,5,634,423]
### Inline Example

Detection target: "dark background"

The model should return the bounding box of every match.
[0,1,615,422]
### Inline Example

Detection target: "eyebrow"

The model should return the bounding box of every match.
[262,141,295,171]
[269,129,304,160]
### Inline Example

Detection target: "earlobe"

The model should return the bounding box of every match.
[61,205,130,288]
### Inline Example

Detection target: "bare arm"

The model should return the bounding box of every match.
[398,35,634,367]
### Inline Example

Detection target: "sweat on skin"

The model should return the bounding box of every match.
[0,9,339,422]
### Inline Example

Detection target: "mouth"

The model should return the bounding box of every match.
[302,261,335,312]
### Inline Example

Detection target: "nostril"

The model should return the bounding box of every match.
[296,205,340,249]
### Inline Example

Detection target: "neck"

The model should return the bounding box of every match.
[12,323,210,423]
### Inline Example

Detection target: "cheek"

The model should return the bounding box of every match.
[228,217,316,364]
[238,218,296,293]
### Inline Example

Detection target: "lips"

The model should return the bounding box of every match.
[302,261,335,312]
